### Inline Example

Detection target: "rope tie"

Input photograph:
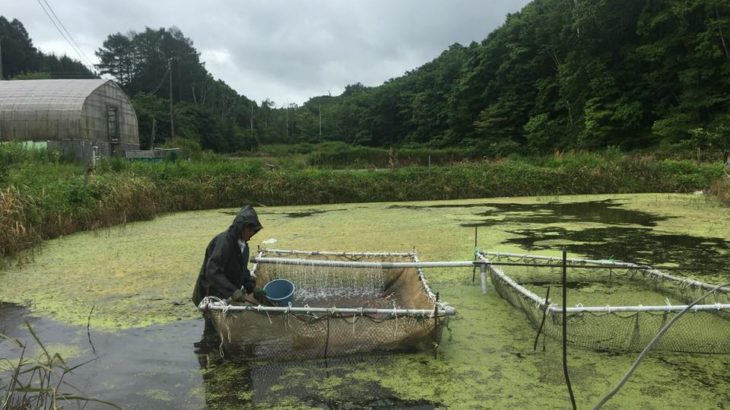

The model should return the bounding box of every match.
[393,304,398,336]
[353,307,363,336]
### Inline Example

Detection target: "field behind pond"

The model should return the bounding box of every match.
[1,193,729,409]
[1,145,725,260]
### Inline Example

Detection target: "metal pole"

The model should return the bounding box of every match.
[480,263,488,295]
[201,301,456,316]
[168,58,174,140]
[0,34,3,80]
[261,248,413,257]
[562,249,577,410]
[472,226,478,283]
[253,257,474,269]
[554,303,730,314]
[150,118,156,150]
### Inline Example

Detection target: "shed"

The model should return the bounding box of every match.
[0,79,139,161]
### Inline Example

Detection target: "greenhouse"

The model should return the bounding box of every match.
[0,79,139,161]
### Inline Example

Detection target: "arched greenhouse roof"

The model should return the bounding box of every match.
[0,79,109,112]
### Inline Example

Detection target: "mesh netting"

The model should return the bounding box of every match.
[481,252,730,353]
[201,249,453,360]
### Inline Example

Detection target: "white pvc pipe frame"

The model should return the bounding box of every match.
[253,253,487,295]
[477,252,730,314]
[200,297,456,316]
[224,249,730,316]
[202,249,457,317]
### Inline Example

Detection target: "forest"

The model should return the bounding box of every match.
[1,0,729,156]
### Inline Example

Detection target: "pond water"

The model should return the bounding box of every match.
[1,193,730,409]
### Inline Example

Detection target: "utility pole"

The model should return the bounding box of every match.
[151,118,157,150]
[168,58,175,140]
[285,104,289,142]
[250,103,254,135]
[0,34,4,80]
[319,104,322,138]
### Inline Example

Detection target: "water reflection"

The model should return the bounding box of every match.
[0,302,206,409]
[194,339,438,409]
[461,199,667,227]
[504,226,730,274]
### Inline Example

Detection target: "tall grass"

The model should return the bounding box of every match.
[0,143,724,258]
[304,142,474,168]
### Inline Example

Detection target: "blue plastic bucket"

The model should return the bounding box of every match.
[263,279,296,306]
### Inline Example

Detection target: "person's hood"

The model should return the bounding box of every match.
[227,205,263,240]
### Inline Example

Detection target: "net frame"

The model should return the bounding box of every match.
[479,251,730,353]
[198,248,455,360]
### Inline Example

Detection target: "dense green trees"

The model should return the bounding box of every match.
[0,17,93,79]
[278,0,729,156]
[4,0,730,155]
[95,27,259,152]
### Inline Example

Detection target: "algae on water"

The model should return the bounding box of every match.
[1,193,730,409]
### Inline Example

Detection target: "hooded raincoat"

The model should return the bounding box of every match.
[192,205,263,306]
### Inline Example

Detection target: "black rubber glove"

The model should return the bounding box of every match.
[231,289,245,302]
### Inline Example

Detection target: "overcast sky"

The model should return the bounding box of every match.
[2,0,531,105]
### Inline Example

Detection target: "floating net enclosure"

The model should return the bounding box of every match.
[199,249,455,360]
[480,251,730,353]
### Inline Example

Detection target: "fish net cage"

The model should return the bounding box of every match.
[479,251,730,353]
[199,249,455,360]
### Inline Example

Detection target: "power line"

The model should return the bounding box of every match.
[41,0,96,68]
[149,66,170,95]
[41,0,97,69]
[35,0,96,72]
[39,0,96,70]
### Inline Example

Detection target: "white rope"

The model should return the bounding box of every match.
[393,304,398,336]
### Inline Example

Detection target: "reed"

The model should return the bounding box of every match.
[0,323,119,409]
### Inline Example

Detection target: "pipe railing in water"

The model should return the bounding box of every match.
[200,297,457,316]
[254,256,490,294]
[253,256,476,269]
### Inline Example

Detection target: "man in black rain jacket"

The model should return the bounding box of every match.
[192,205,263,307]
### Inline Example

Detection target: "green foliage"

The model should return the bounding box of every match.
[1,150,723,258]
[303,142,475,169]
[7,1,730,155]
[249,0,730,156]
[0,16,94,79]
[523,113,557,154]
[11,71,51,80]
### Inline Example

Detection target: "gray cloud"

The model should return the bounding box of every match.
[2,0,530,105]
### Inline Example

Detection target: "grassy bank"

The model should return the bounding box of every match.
[0,144,724,259]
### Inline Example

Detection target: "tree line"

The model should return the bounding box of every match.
[3,0,730,155]
[0,17,94,80]
[293,0,730,156]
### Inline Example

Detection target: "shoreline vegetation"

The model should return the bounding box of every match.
[0,142,727,260]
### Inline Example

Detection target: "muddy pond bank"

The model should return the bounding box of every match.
[2,193,730,408]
